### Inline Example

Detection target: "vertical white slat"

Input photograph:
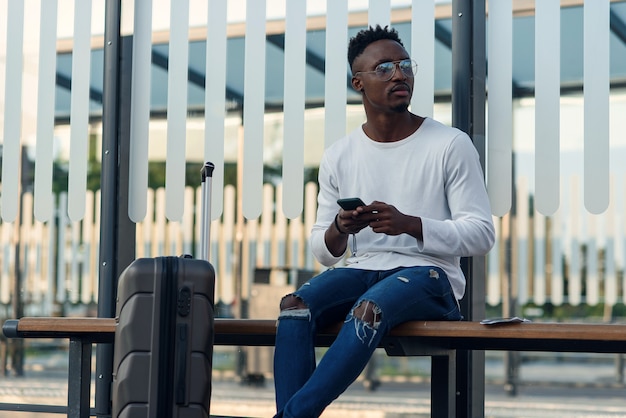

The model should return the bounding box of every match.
[615,174,625,277]
[368,0,390,28]
[1,223,12,304]
[411,0,434,117]
[246,218,259,293]
[154,188,167,256]
[210,217,220,268]
[585,213,600,306]
[21,1,41,221]
[604,178,617,306]
[304,182,318,269]
[533,212,546,306]
[205,0,228,219]
[550,210,564,306]
[242,0,266,219]
[45,212,56,311]
[56,193,68,303]
[247,217,259,267]
[1,0,24,222]
[486,0,512,216]
[324,0,347,149]
[534,0,560,216]
[501,213,511,308]
[261,184,274,266]
[32,219,44,304]
[605,237,617,307]
[165,0,190,221]
[128,0,153,222]
[136,193,146,257]
[135,202,144,257]
[42,221,51,310]
[67,0,92,221]
[620,174,626,300]
[274,184,287,267]
[194,186,202,258]
[583,0,610,214]
[516,177,530,305]
[221,185,236,304]
[70,221,81,303]
[486,217,501,307]
[21,193,33,303]
[567,176,582,306]
[167,221,181,256]
[182,187,195,256]
[289,217,303,269]
[81,190,94,304]
[34,0,58,222]
[240,215,251,299]
[143,188,155,257]
[175,219,183,256]
[282,0,306,219]
[0,0,6,129]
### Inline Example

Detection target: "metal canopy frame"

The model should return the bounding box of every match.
[93,1,487,416]
[54,1,626,123]
[96,1,626,417]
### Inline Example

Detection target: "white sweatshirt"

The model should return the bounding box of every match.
[310,117,495,299]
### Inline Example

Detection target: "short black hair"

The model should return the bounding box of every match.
[347,25,404,71]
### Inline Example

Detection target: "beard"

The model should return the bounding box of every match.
[391,102,410,113]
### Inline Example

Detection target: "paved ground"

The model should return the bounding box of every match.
[0,350,625,417]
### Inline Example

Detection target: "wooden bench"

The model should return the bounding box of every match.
[4,317,626,418]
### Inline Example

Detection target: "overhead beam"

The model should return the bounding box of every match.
[150,48,244,107]
[56,0,626,52]
[266,34,325,74]
[265,33,357,95]
[434,18,529,100]
[610,8,626,44]
[55,72,104,104]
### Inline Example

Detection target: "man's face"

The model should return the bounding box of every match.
[351,39,414,113]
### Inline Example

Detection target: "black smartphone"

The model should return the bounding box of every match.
[337,197,366,210]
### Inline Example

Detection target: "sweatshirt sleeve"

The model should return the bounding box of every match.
[418,134,495,257]
[309,152,346,266]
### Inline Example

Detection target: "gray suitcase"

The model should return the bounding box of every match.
[112,163,216,418]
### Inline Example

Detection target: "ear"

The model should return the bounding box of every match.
[351,76,363,92]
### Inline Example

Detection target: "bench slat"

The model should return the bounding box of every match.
[6,317,626,351]
[389,320,626,342]
[5,316,626,418]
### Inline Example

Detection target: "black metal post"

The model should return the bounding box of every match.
[67,339,92,418]
[96,1,121,416]
[452,1,487,417]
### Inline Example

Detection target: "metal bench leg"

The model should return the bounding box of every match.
[431,350,456,418]
[68,338,92,418]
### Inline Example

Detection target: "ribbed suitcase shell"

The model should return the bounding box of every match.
[112,256,215,418]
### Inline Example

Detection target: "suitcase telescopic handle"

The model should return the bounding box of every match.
[201,161,215,183]
[201,162,215,262]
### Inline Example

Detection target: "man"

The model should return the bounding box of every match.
[273,25,495,418]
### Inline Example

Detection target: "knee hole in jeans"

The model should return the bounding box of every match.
[280,294,308,311]
[353,300,382,329]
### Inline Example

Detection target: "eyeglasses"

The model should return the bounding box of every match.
[353,59,418,82]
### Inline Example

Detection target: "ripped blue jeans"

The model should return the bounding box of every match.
[273,266,461,418]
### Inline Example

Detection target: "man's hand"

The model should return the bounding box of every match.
[336,207,370,234]
[324,205,371,257]
[357,201,423,241]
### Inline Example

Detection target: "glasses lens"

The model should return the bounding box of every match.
[399,59,416,77]
[375,62,395,79]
